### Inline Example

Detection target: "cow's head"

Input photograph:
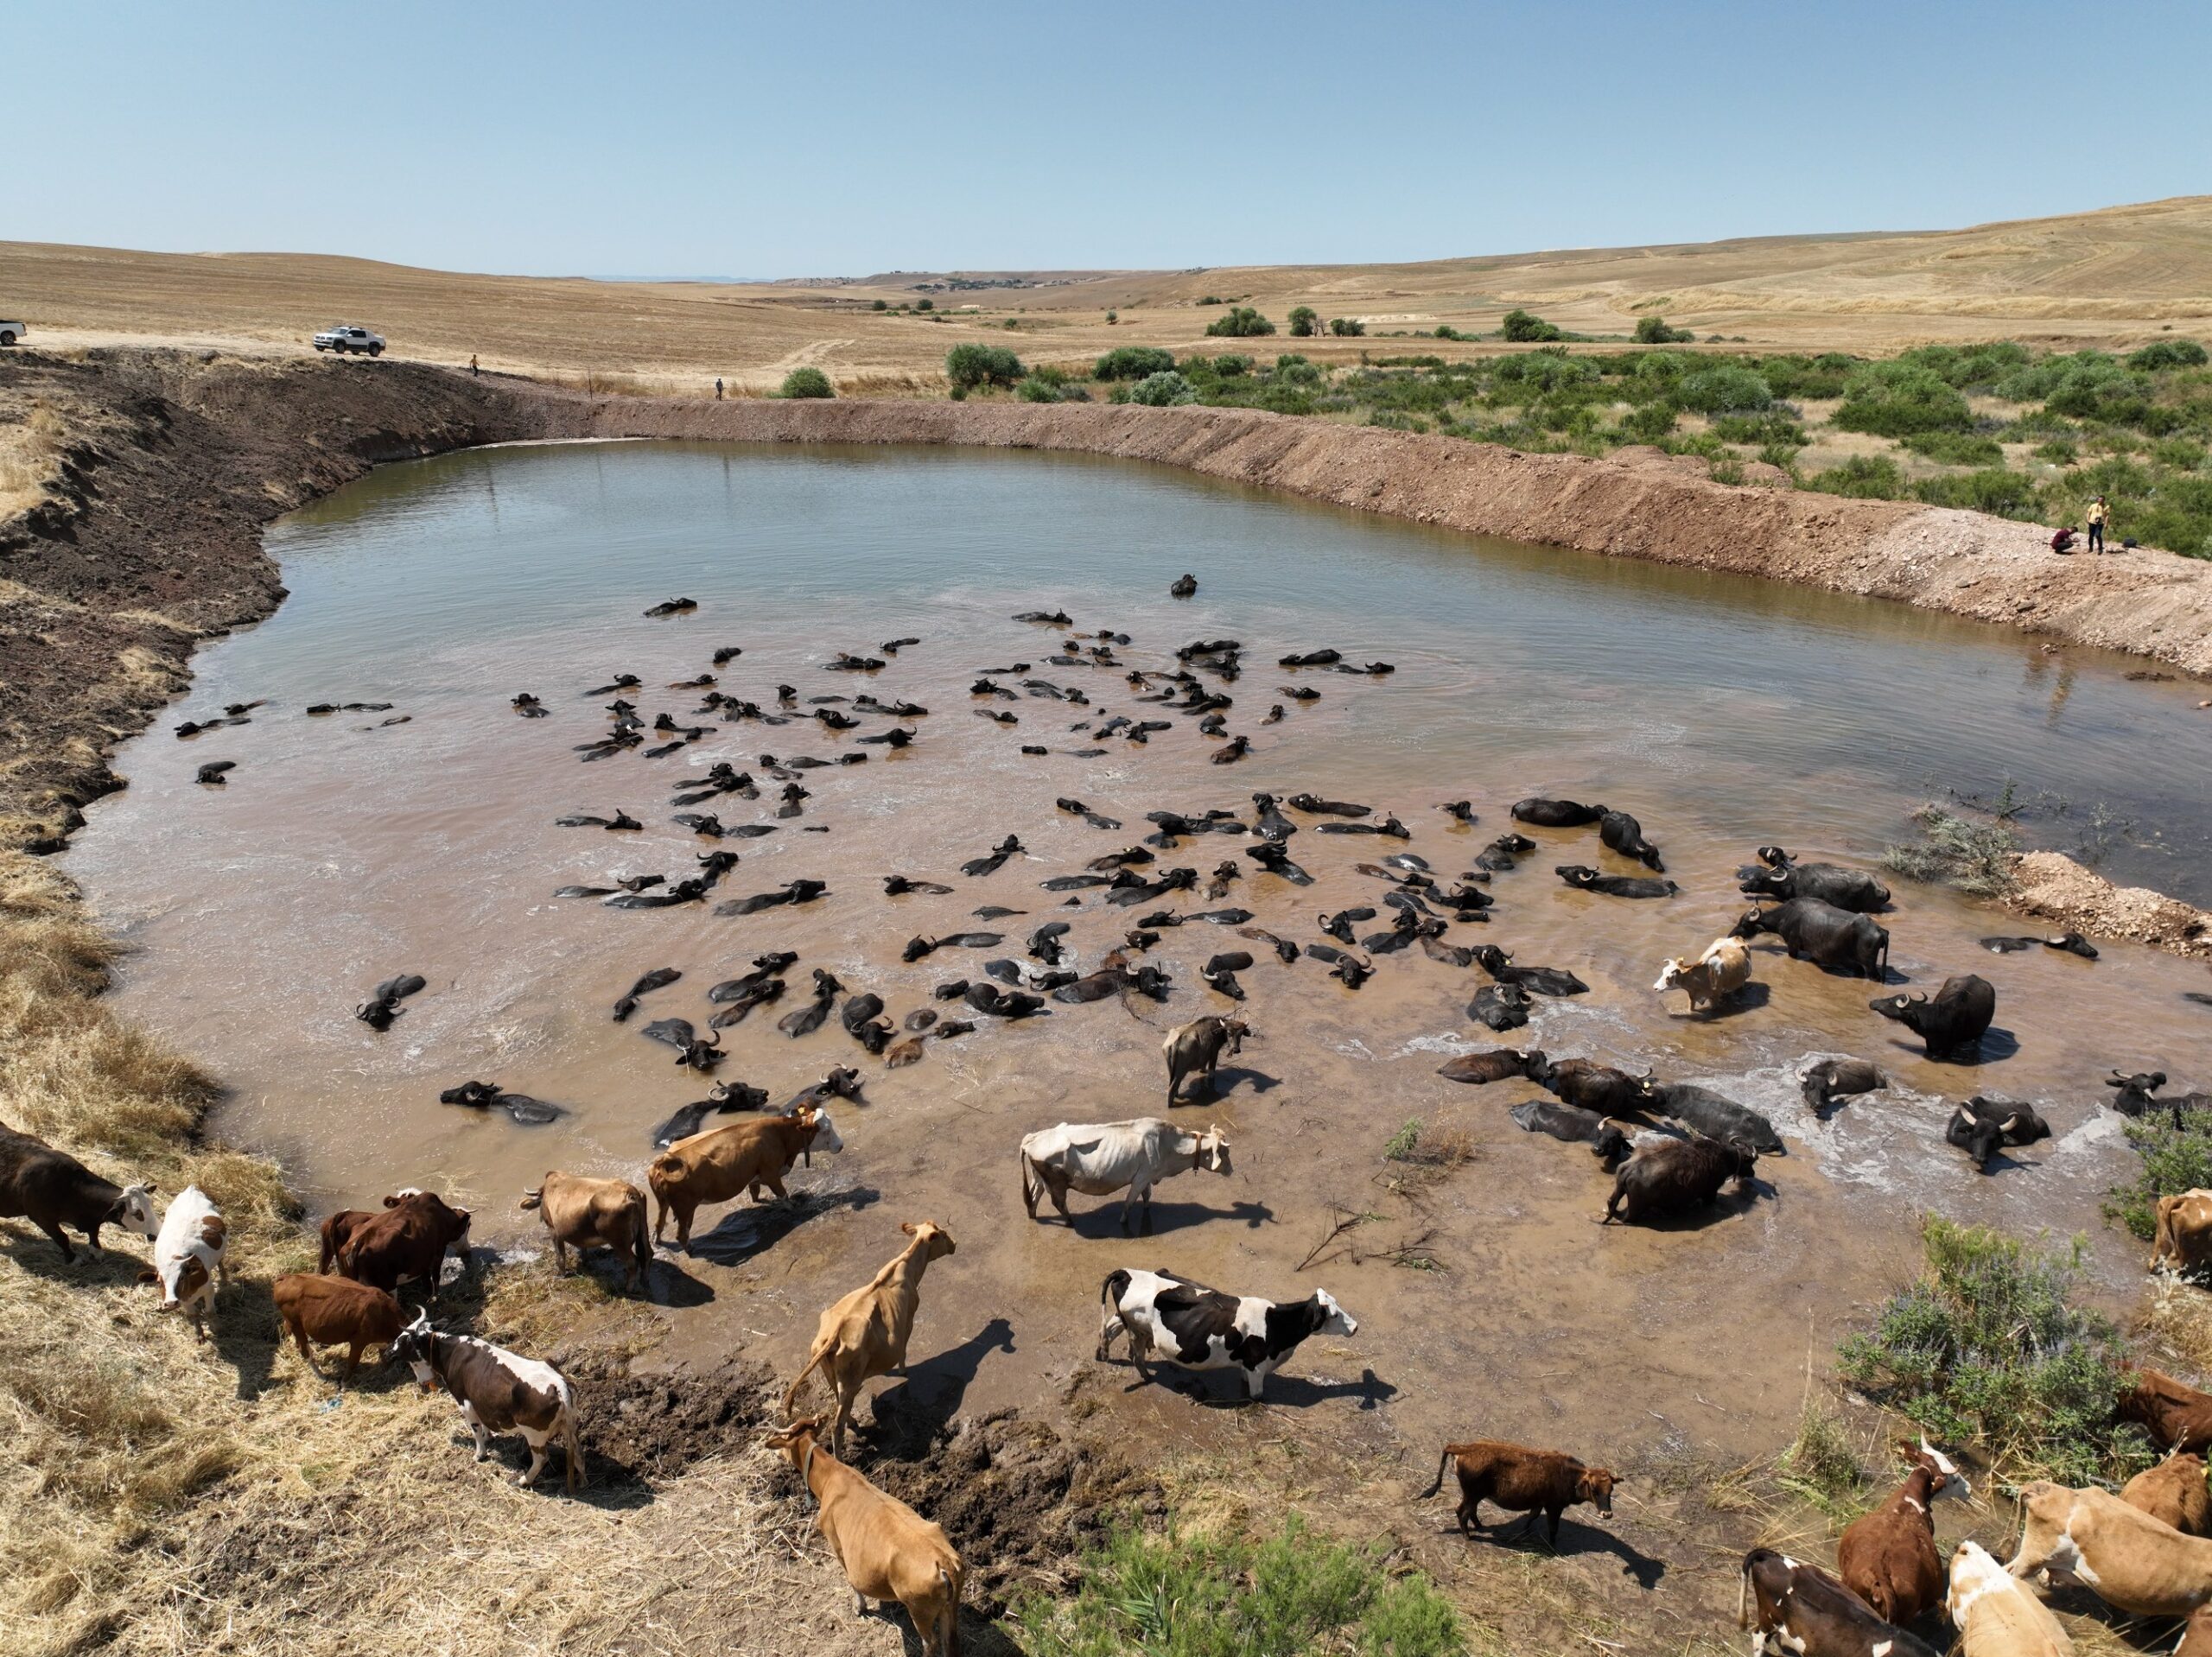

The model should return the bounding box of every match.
[1910,1437,1971,1501]
[1592,1125,1632,1168]
[899,1220,956,1260]
[1729,908,1775,940]
[1868,992,1923,1022]
[765,1416,829,1476]
[710,1079,770,1112]
[1653,958,1691,994]
[1736,868,1789,899]
[1311,1289,1357,1339]
[391,1310,441,1392]
[1556,865,1600,889]
[1575,1465,1618,1515]
[1193,1125,1233,1175]
[1755,845,1792,869]
[799,1107,844,1155]
[1221,1019,1249,1057]
[109,1183,159,1239]
[143,1248,212,1314]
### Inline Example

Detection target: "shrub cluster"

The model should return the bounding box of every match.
[1204,306,1276,339]
[1500,308,1563,343]
[777,367,833,399]
[2107,1107,2212,1241]
[944,343,1023,391]
[1095,346,1175,382]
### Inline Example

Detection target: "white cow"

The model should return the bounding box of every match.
[1019,1117,1230,1232]
[1947,1540,2072,1657]
[142,1184,229,1339]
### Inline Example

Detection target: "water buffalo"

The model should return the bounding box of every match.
[1870,975,1996,1060]
[1540,1058,1654,1117]
[1512,797,1606,828]
[1647,1082,1783,1155]
[1603,1136,1757,1225]
[1599,810,1663,871]
[1946,1095,2050,1171]
[1732,900,1889,979]
[1801,1057,1885,1116]
[1163,1015,1248,1105]
[1557,865,1678,899]
[1738,859,1891,913]
[1437,1048,1548,1085]
[1510,1101,1632,1166]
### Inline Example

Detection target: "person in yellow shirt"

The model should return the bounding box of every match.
[2087,494,2107,554]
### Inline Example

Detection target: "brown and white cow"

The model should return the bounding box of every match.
[270,1273,406,1385]
[2123,1452,2211,1536]
[519,1172,651,1291]
[334,1189,472,1299]
[1739,1548,1941,1657]
[0,1121,157,1261]
[1835,1438,1967,1624]
[646,1105,842,1249]
[1944,1540,2071,1657]
[391,1311,584,1493]
[784,1222,955,1457]
[2153,1190,2212,1276]
[139,1184,228,1340]
[2006,1480,2212,1616]
[766,1416,963,1657]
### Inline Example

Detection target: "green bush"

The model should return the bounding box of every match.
[1273,355,1321,386]
[1903,430,2005,466]
[1287,306,1319,338]
[916,298,933,312]
[1881,804,2020,896]
[1015,376,1063,403]
[2129,339,2209,371]
[1096,346,1176,382]
[1804,454,1906,499]
[1676,365,1774,414]
[1912,467,2039,518]
[1759,352,1859,401]
[1618,402,1677,442]
[2035,438,2080,465]
[778,366,834,399]
[1211,353,1254,378]
[870,299,887,312]
[1837,1217,2150,1483]
[1834,363,1974,435]
[1328,317,1365,337]
[1128,371,1198,407]
[1015,1514,1462,1657]
[2107,1108,2212,1242]
[945,343,1024,390]
[1205,306,1276,339]
[1633,314,1694,345]
[1710,411,1806,447]
[1500,308,1563,343]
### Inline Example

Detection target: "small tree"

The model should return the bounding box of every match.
[779,367,833,399]
[1500,308,1563,343]
[1104,309,1117,326]
[1095,346,1176,381]
[1128,371,1198,407]
[1288,306,1319,338]
[1205,306,1276,339]
[945,343,1024,391]
[870,298,887,312]
[916,297,934,312]
[1633,314,1693,345]
[1328,316,1365,337]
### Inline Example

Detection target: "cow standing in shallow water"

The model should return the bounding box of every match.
[1162,1015,1248,1106]
[392,1311,585,1492]
[1097,1267,1355,1399]
[1018,1118,1230,1230]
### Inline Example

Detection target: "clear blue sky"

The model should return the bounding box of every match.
[16,0,2209,278]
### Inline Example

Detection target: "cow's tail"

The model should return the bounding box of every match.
[562,1401,588,1493]
[1737,1557,1750,1629]
[1018,1150,1040,1217]
[935,1565,961,1657]
[782,1343,831,1419]
[630,1202,652,1282]
[1416,1444,1461,1501]
[1096,1268,1132,1356]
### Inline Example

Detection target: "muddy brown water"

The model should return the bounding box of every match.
[65,442,2212,1517]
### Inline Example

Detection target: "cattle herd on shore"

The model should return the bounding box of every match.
[9,568,2212,1656]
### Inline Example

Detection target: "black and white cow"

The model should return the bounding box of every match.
[1739,1547,1940,1657]
[391,1311,585,1492]
[1096,1268,1357,1399]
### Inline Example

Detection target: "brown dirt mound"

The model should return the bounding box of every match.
[567,1352,777,1485]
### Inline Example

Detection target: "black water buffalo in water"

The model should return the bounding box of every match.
[1539,1058,1653,1118]
[1732,900,1889,979]
[1603,1136,1758,1225]
[1646,1082,1783,1154]
[1471,945,1588,997]
[1510,1101,1633,1166]
[1557,865,1678,899]
[1598,810,1664,871]
[1469,983,1532,1032]
[1738,859,1892,913]
[1437,1048,1549,1085]
[1869,975,1996,1060]
[1511,797,1606,828]
[2106,1070,2212,1125]
[1473,833,1536,873]
[1946,1095,2051,1171]
[1801,1057,1885,1116]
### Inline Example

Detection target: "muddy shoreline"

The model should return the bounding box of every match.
[4,346,2209,951]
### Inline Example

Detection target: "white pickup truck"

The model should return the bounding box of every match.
[312,324,385,356]
[0,321,25,346]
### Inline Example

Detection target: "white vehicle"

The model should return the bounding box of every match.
[0,321,25,346]
[312,324,385,356]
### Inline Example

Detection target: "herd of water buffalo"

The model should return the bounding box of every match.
[10,567,2212,1657]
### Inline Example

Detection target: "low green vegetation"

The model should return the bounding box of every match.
[1837,1218,2152,1484]
[1015,1513,1462,1657]
[777,366,833,399]
[938,332,2212,556]
[1122,371,1198,408]
[1881,804,2021,897]
[2107,1108,2212,1241]
[944,343,1024,392]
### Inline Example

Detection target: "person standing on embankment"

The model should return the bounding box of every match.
[2088,493,2107,554]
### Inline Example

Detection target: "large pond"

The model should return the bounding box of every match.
[64,440,2212,1463]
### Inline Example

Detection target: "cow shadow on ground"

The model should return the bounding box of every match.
[0,1225,150,1285]
[1199,1064,1281,1100]
[1681,982,1771,1021]
[680,1184,879,1267]
[857,1604,1021,1657]
[1444,1514,1668,1588]
[1886,1026,2021,1066]
[436,1425,657,1511]
[863,1317,1019,1456]
[1125,1362,1398,1412]
[1065,1197,1274,1241]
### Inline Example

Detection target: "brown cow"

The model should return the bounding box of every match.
[336,1190,472,1299]
[0,1121,158,1260]
[270,1273,406,1385]
[1162,1015,1248,1106]
[646,1105,843,1250]
[2154,1190,2212,1276]
[784,1222,955,1456]
[318,1185,422,1273]
[1417,1439,1618,1548]
[766,1416,963,1656]
[519,1172,651,1291]
[1836,1439,1967,1624]
[2124,1453,2212,1536]
[2120,1363,2212,1454]
[2180,1603,2212,1657]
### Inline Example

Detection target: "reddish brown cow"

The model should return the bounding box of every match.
[336,1190,472,1299]
[318,1185,423,1273]
[2120,1363,2212,1454]
[271,1273,406,1384]
[2123,1452,2212,1536]
[1417,1439,1618,1548]
[1835,1440,1967,1624]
